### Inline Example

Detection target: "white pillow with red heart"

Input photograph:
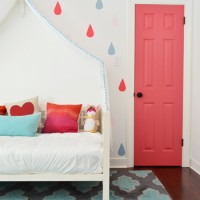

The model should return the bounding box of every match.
[5,96,40,116]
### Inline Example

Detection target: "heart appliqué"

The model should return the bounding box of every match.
[10,102,34,116]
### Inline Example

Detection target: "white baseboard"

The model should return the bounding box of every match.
[190,158,200,175]
[110,157,128,168]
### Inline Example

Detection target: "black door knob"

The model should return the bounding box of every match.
[137,92,143,98]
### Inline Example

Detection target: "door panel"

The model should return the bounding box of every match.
[134,5,184,166]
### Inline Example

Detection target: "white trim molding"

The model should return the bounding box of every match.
[190,159,200,175]
[127,0,193,167]
[110,158,128,168]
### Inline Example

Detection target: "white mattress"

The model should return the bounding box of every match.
[0,132,103,174]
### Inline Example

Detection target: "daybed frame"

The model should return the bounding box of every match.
[0,111,111,200]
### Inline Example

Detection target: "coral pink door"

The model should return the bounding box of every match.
[134,5,184,166]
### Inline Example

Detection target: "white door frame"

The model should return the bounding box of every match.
[126,0,193,167]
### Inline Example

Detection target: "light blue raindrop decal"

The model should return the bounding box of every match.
[96,0,103,9]
[118,143,125,156]
[108,42,115,55]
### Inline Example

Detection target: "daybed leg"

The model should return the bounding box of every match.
[102,111,111,200]
[103,176,110,200]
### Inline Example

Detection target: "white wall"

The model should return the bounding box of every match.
[29,0,129,166]
[190,0,200,175]
[0,3,107,110]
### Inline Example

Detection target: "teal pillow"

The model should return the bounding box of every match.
[0,113,41,136]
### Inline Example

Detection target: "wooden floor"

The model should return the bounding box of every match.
[133,167,200,200]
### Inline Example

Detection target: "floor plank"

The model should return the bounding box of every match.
[132,167,200,200]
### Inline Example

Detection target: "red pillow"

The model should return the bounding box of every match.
[42,103,82,133]
[0,106,6,115]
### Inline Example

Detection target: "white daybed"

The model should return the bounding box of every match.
[0,0,111,199]
[0,110,111,199]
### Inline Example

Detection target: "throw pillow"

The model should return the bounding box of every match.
[42,102,82,133]
[5,96,40,116]
[0,106,6,115]
[0,113,41,136]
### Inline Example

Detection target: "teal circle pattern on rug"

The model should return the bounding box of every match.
[71,181,100,193]
[138,188,171,200]
[44,189,75,200]
[0,189,27,200]
[112,175,140,192]
[129,170,152,178]
[152,178,164,187]
[0,170,172,200]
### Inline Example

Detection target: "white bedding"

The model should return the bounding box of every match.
[0,132,103,174]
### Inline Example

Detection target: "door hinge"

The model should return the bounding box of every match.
[184,17,186,25]
[182,139,184,147]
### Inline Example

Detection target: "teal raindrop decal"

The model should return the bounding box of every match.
[96,0,103,9]
[108,42,115,55]
[118,143,125,156]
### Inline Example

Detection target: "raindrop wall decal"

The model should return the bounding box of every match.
[96,0,103,9]
[119,79,126,92]
[108,42,115,55]
[54,1,62,15]
[118,143,125,156]
[86,24,94,38]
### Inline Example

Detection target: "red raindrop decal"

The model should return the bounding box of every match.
[87,24,94,37]
[119,79,126,92]
[54,2,62,15]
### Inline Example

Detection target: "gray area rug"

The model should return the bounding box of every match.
[0,170,172,199]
